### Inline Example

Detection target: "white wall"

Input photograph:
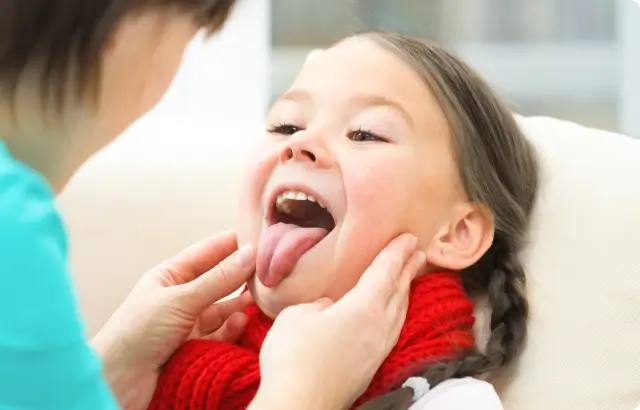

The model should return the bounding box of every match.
[139,0,270,128]
[618,0,640,138]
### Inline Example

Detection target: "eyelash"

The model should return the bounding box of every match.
[267,122,388,143]
[267,122,300,136]
[350,127,387,143]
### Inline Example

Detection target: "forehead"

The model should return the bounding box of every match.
[294,38,420,93]
[287,37,448,132]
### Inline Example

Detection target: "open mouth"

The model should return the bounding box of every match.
[268,190,336,233]
[257,188,337,288]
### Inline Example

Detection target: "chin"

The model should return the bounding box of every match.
[248,262,356,320]
[248,231,342,318]
[245,185,352,317]
[248,275,315,319]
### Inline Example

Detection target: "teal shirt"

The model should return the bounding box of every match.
[0,142,119,409]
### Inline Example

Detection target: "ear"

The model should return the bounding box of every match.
[425,203,494,271]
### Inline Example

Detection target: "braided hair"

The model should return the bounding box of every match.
[355,31,539,410]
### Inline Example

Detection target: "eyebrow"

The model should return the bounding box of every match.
[276,90,415,129]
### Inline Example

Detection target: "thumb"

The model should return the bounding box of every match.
[303,297,334,313]
[313,297,334,311]
[179,244,256,314]
[280,297,334,317]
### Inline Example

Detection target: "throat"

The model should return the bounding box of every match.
[149,272,477,410]
[240,272,477,407]
[2,129,81,194]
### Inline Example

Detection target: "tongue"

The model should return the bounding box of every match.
[256,222,328,287]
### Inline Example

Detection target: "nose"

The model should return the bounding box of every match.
[281,146,316,162]
[279,135,332,168]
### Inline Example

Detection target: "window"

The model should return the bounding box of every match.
[270,0,634,134]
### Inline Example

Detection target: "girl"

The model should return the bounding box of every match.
[149,30,539,410]
[0,0,421,407]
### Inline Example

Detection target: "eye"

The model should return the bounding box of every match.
[267,122,302,136]
[348,128,388,143]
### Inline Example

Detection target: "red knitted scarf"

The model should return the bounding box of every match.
[149,272,475,410]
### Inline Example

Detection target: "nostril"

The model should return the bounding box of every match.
[281,147,317,163]
[282,147,294,161]
[301,149,316,162]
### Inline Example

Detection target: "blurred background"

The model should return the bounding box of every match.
[270,0,640,136]
[154,0,639,137]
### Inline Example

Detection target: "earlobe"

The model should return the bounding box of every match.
[425,204,494,271]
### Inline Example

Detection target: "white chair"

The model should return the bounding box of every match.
[59,113,640,410]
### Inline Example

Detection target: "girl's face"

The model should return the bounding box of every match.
[237,37,467,317]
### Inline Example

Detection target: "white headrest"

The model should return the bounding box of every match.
[494,115,640,409]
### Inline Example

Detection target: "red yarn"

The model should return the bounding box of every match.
[149,272,475,410]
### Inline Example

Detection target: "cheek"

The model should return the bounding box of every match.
[346,152,416,231]
[409,151,460,245]
[141,58,181,110]
[332,152,417,290]
[138,41,188,114]
[236,139,279,246]
[139,20,198,113]
[98,46,185,139]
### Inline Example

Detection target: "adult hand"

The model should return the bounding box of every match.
[251,233,425,410]
[91,231,256,410]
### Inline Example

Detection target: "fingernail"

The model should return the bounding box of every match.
[235,244,254,268]
[408,234,418,249]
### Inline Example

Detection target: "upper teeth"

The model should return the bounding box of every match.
[276,190,325,208]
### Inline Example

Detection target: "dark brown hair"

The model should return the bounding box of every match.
[354,31,539,410]
[0,0,235,109]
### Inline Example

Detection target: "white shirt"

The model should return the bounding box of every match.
[408,378,503,410]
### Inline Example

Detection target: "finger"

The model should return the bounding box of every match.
[385,250,426,312]
[342,233,418,306]
[179,244,256,313]
[387,293,410,348]
[311,297,334,312]
[202,312,248,343]
[276,297,334,323]
[383,251,424,348]
[198,292,253,335]
[157,230,239,285]
[292,297,334,314]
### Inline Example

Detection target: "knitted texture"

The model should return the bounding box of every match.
[149,272,475,410]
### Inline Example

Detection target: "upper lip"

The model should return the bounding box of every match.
[265,183,333,225]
